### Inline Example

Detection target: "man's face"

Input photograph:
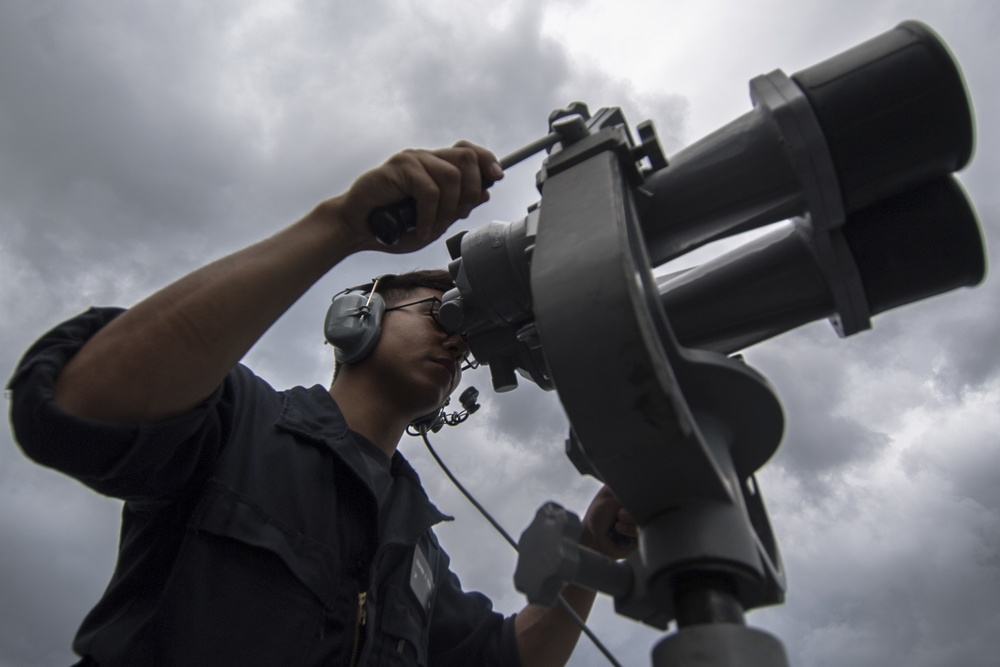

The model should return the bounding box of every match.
[369,287,469,414]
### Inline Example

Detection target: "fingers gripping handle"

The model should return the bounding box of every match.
[366,116,589,245]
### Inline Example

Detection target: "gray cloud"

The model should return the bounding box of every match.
[927,206,1000,394]
[0,3,260,232]
[0,460,120,666]
[3,1,1000,666]
[755,445,1000,667]
[746,327,890,483]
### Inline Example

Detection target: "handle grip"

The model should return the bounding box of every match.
[368,197,417,246]
[366,117,588,245]
[608,523,636,549]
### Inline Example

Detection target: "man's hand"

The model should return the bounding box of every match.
[321,141,504,254]
[514,486,637,667]
[580,485,638,560]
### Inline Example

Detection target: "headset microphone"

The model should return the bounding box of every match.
[458,387,481,414]
[408,386,481,435]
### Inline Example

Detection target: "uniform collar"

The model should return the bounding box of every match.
[275,385,452,540]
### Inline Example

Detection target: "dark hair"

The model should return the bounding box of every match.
[374,269,454,306]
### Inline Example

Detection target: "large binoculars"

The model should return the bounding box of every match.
[439,21,985,393]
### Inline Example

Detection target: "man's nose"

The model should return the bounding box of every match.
[444,332,469,359]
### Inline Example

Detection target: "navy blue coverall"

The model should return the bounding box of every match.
[8,307,521,666]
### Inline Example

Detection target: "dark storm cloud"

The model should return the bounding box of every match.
[926,204,1000,393]
[391,1,575,145]
[745,326,890,481]
[754,448,1000,667]
[0,3,261,243]
[0,1,290,365]
[375,0,691,168]
[0,463,120,666]
[479,380,569,448]
[3,1,999,666]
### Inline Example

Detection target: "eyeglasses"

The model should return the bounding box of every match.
[385,296,452,334]
[384,296,480,371]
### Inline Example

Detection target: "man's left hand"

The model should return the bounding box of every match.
[579,485,638,560]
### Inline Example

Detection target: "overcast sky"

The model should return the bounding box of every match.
[2,1,998,665]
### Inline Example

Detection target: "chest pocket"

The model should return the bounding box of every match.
[140,482,357,666]
[192,482,340,610]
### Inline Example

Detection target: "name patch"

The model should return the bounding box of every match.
[409,544,434,612]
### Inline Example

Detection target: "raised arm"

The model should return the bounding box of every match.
[54,143,503,424]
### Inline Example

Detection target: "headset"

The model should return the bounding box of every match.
[324,277,388,365]
[324,275,472,431]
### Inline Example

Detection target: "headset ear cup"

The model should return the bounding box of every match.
[324,291,386,364]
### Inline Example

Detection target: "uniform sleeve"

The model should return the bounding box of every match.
[428,542,522,667]
[7,307,244,505]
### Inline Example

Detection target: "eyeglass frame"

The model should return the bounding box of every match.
[383,295,479,370]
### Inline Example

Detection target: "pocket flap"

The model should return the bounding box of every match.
[193,483,339,610]
[381,584,429,665]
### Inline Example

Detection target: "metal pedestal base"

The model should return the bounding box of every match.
[653,624,789,667]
